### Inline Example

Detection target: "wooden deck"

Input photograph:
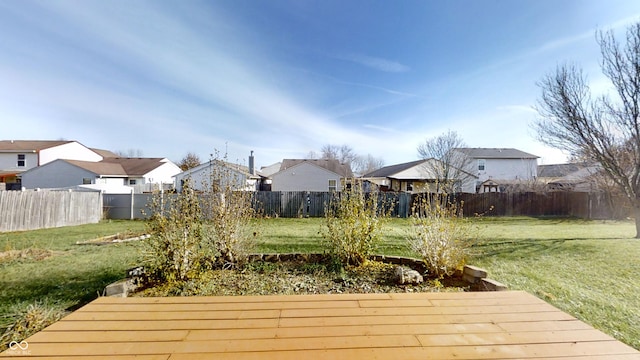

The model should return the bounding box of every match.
[2,291,638,359]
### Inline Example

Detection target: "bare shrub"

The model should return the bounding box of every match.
[143,150,258,282]
[200,151,257,268]
[407,194,474,278]
[143,179,204,282]
[322,181,388,266]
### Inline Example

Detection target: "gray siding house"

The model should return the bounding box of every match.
[270,159,353,192]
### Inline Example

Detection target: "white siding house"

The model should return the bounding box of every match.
[38,141,103,165]
[21,158,181,193]
[454,148,539,192]
[174,160,260,192]
[0,140,104,185]
[271,159,353,192]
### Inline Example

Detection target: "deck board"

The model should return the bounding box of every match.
[1,291,638,359]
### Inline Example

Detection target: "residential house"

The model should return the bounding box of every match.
[362,159,477,193]
[454,148,539,193]
[174,156,262,192]
[537,163,601,192]
[270,159,353,192]
[21,157,181,193]
[259,162,282,177]
[256,162,282,191]
[0,140,105,187]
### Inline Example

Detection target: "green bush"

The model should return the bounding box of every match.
[322,181,388,266]
[407,194,474,278]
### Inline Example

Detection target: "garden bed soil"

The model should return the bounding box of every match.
[134,259,470,297]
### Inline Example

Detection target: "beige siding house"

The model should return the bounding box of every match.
[362,159,477,193]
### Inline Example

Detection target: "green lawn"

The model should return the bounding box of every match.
[0,220,147,335]
[1,217,638,350]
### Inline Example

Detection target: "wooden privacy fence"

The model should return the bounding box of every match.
[454,192,627,219]
[102,191,625,220]
[0,190,102,232]
[252,192,412,218]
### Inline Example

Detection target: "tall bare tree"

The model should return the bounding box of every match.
[534,22,640,237]
[417,130,474,193]
[178,152,201,171]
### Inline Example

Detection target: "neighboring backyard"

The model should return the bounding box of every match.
[0,217,638,350]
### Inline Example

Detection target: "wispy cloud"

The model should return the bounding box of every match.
[363,124,400,134]
[536,13,640,55]
[0,2,382,163]
[334,53,410,73]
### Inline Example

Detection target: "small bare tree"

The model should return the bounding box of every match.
[534,22,640,238]
[178,152,201,171]
[417,130,474,193]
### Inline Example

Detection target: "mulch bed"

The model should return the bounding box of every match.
[134,260,470,297]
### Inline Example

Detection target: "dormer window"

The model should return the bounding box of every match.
[17,154,25,167]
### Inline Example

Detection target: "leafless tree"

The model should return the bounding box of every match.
[534,22,640,237]
[178,152,201,171]
[320,144,359,165]
[314,144,384,176]
[352,154,385,176]
[417,130,474,193]
[114,148,144,157]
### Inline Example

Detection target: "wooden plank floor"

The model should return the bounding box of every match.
[1,291,638,359]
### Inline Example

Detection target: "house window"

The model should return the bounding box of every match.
[129,179,137,185]
[82,178,92,184]
[17,154,25,167]
[328,179,337,192]
[478,159,486,171]
[406,181,413,192]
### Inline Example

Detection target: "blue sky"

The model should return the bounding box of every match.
[2,1,640,168]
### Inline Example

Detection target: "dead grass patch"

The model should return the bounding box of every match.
[0,249,54,264]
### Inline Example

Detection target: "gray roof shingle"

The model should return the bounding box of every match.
[455,148,539,159]
[363,159,427,177]
[65,158,167,176]
[0,140,73,152]
[280,159,354,177]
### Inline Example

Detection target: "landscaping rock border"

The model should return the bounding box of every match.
[104,254,507,297]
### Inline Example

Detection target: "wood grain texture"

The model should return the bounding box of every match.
[1,291,638,359]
